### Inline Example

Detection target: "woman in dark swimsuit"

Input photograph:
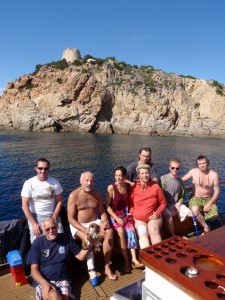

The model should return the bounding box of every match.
[105,166,143,273]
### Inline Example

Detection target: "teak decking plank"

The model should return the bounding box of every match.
[0,273,35,300]
[0,268,145,300]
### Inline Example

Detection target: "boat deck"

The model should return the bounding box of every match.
[1,214,222,299]
[0,252,145,300]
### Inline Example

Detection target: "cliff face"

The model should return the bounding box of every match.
[0,59,225,137]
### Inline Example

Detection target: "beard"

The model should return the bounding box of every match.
[47,234,57,241]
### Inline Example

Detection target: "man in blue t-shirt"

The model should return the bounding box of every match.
[27,217,89,300]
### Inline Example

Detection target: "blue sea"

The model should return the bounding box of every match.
[1,131,225,221]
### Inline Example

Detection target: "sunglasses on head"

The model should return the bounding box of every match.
[170,167,180,170]
[45,226,56,232]
[37,167,49,171]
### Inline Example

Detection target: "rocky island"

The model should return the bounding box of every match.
[0,48,225,137]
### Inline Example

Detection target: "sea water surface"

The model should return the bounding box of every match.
[0,131,225,221]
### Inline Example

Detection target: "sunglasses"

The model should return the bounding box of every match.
[170,167,180,170]
[37,167,49,171]
[45,226,57,232]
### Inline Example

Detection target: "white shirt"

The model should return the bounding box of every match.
[21,176,63,215]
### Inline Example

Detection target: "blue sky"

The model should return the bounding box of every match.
[0,0,225,95]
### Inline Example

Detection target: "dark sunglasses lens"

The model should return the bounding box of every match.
[45,226,56,232]
[38,167,49,171]
[171,167,180,170]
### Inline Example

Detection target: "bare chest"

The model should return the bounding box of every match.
[76,195,98,211]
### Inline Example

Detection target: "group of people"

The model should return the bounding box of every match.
[21,148,220,300]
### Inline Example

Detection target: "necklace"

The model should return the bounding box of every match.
[199,170,210,189]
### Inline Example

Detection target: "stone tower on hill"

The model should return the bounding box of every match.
[62,48,81,64]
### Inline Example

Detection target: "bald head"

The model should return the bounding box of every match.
[42,217,58,240]
[42,217,56,227]
[80,171,94,180]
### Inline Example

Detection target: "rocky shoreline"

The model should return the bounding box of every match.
[0,50,225,137]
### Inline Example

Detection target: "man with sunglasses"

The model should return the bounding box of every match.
[27,217,89,300]
[126,147,158,182]
[182,155,220,234]
[160,159,192,236]
[21,158,64,243]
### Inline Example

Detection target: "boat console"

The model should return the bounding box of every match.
[140,227,225,299]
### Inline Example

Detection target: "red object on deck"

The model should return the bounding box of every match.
[10,265,27,286]
[6,250,27,287]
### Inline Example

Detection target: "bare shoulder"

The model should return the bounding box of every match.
[184,168,198,178]
[68,187,81,202]
[182,168,196,181]
[107,184,113,192]
[189,167,198,174]
[210,169,219,178]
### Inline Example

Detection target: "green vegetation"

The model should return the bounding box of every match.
[114,79,124,86]
[113,61,132,74]
[32,64,42,75]
[140,65,154,70]
[140,66,157,93]
[179,74,196,80]
[105,56,116,61]
[25,83,34,90]
[32,60,69,75]
[51,59,69,70]
[127,88,138,95]
[113,62,125,71]
[72,59,82,66]
[30,54,142,79]
[81,69,89,74]
[82,54,94,62]
[211,80,224,96]
[94,58,105,66]
[82,54,105,66]
[164,79,170,88]
[30,53,217,97]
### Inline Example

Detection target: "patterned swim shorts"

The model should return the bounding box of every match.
[36,280,75,300]
[189,196,218,221]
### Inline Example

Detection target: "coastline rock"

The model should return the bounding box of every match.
[0,53,225,137]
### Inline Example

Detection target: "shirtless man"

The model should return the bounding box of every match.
[67,172,117,286]
[182,155,220,233]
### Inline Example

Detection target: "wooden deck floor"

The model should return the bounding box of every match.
[1,213,211,299]
[0,257,145,300]
[0,272,35,300]
[72,267,144,300]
